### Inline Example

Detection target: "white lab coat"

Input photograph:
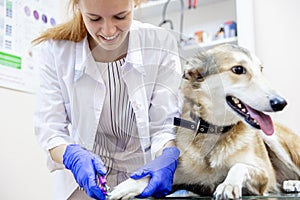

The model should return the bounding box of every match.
[34,20,182,199]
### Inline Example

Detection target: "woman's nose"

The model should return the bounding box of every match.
[102,19,116,37]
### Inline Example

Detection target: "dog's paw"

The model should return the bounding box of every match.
[108,177,149,200]
[283,180,300,193]
[213,183,242,200]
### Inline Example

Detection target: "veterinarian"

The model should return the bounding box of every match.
[33,0,182,199]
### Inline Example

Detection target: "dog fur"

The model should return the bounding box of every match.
[109,44,300,199]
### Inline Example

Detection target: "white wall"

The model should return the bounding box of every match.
[0,1,68,199]
[253,0,300,134]
[0,88,53,200]
[0,1,299,199]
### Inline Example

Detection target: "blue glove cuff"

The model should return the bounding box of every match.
[63,144,81,169]
[162,146,180,159]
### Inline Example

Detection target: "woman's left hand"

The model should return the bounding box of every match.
[130,146,180,198]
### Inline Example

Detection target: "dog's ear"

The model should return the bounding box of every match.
[183,68,204,82]
[183,54,208,82]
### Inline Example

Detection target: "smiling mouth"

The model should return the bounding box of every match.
[101,33,119,41]
[226,95,274,136]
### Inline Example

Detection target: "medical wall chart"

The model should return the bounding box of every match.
[0,0,64,93]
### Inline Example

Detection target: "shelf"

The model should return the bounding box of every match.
[179,37,238,59]
[139,0,170,8]
[139,0,227,9]
[136,0,229,19]
[134,0,181,19]
[180,37,238,51]
[135,0,254,58]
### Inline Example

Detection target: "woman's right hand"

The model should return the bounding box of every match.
[63,144,107,200]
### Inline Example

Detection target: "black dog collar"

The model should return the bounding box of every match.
[174,112,234,134]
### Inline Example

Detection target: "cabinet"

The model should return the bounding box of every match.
[134,0,255,59]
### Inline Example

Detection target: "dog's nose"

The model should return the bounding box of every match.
[270,96,287,111]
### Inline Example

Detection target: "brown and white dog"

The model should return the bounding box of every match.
[109,44,300,199]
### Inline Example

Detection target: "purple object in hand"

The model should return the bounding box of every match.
[98,175,109,196]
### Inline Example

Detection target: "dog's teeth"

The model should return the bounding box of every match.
[242,108,246,113]
[233,97,239,104]
[238,104,242,108]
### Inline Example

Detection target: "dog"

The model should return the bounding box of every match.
[109,44,300,199]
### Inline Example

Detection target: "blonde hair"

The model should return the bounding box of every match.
[32,0,143,45]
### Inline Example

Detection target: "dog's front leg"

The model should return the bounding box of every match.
[108,177,149,200]
[213,163,268,199]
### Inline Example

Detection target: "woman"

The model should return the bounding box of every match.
[33,0,182,199]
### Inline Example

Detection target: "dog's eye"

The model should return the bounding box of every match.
[231,65,246,75]
[196,75,203,81]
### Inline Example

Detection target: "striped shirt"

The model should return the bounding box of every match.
[93,58,144,187]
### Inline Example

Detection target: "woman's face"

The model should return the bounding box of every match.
[78,0,134,51]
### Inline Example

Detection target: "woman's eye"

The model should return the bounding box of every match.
[231,65,246,74]
[90,17,101,22]
[115,15,126,20]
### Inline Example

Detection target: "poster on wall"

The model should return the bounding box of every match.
[0,0,64,93]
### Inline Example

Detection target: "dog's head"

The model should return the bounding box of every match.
[182,43,287,135]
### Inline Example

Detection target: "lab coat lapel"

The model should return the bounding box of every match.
[72,38,104,150]
[123,30,151,162]
[74,36,103,84]
[122,64,151,163]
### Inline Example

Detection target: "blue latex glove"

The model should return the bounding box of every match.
[63,144,107,200]
[130,146,180,198]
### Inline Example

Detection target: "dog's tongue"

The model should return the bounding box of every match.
[245,105,274,135]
